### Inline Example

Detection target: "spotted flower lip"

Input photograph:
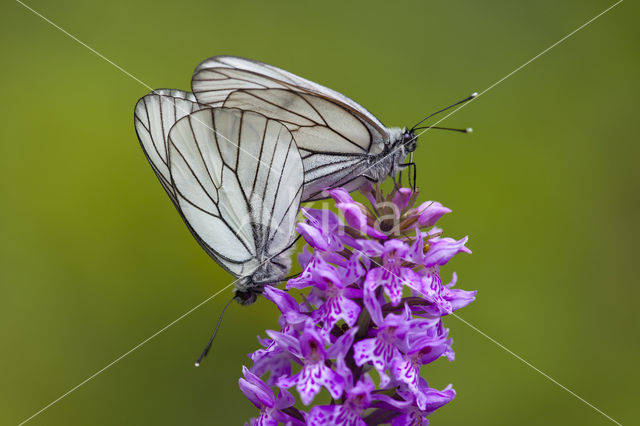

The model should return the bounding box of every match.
[239,185,474,424]
[309,266,361,337]
[353,309,413,386]
[275,321,346,405]
[307,374,375,426]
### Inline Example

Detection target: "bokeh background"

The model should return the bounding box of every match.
[1,0,638,424]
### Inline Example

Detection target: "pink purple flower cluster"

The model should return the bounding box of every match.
[239,185,476,425]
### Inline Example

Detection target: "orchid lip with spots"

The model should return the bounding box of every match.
[239,185,475,425]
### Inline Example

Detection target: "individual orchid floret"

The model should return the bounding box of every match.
[395,381,456,425]
[352,308,413,386]
[329,188,387,239]
[369,380,456,426]
[239,366,303,426]
[308,266,362,338]
[263,286,307,327]
[297,208,344,252]
[249,336,294,386]
[276,322,345,405]
[363,240,421,307]
[423,236,471,268]
[392,187,414,211]
[307,374,375,426]
[392,321,452,400]
[414,201,452,228]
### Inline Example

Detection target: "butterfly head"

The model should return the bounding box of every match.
[234,288,260,305]
[401,129,418,153]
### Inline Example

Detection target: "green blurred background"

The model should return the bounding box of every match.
[1,0,638,424]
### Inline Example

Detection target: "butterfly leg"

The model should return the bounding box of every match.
[399,162,417,189]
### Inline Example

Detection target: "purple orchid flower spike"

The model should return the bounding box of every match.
[240,185,474,425]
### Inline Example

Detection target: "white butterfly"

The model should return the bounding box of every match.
[137,57,473,205]
[136,101,302,305]
[189,56,423,200]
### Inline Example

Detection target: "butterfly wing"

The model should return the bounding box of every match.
[191,56,396,200]
[134,89,201,203]
[167,107,303,280]
[192,56,385,130]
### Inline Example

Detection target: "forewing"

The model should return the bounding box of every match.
[168,107,303,278]
[134,89,201,201]
[191,56,391,154]
[192,56,365,109]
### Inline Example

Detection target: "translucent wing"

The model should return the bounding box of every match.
[167,107,303,279]
[192,56,385,129]
[191,56,395,199]
[134,89,201,202]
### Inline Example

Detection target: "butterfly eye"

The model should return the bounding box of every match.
[403,132,418,152]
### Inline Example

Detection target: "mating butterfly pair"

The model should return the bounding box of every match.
[134,56,426,305]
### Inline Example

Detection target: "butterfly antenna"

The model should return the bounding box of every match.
[195,295,235,367]
[410,92,477,131]
[412,125,473,134]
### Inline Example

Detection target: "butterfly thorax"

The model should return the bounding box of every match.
[366,127,416,182]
